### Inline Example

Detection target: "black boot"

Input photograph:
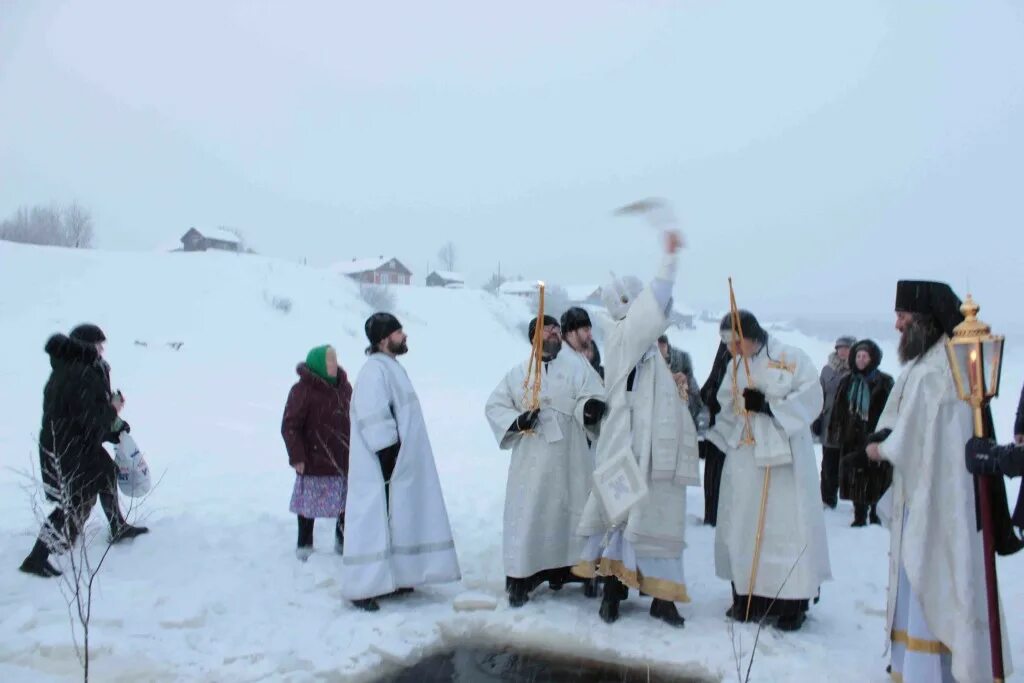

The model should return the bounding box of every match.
[583,577,599,599]
[869,505,882,526]
[334,517,345,555]
[851,503,868,527]
[352,598,380,612]
[110,524,149,543]
[649,599,685,628]
[775,611,806,632]
[19,540,61,578]
[599,578,627,624]
[507,578,530,608]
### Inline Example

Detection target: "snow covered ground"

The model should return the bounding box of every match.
[0,241,1021,682]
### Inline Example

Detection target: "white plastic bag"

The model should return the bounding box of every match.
[114,432,152,497]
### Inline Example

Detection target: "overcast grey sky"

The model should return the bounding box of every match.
[2,1,1022,327]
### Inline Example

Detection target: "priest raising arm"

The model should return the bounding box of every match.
[573,228,700,629]
[484,314,605,607]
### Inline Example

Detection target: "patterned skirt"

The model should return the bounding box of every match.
[289,474,347,518]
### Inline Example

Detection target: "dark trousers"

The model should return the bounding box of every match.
[40,458,124,552]
[820,447,841,508]
[701,440,726,526]
[297,515,345,547]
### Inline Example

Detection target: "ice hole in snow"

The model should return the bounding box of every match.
[377,641,714,682]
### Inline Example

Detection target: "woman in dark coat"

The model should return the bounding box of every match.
[829,339,895,526]
[20,327,125,577]
[281,345,353,560]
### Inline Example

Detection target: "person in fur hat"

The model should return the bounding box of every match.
[20,324,147,577]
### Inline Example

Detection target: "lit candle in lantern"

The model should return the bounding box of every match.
[969,348,980,397]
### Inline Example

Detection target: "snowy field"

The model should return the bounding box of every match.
[0,241,1021,682]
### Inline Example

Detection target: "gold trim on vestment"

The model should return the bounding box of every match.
[891,629,951,655]
[571,558,690,602]
[889,671,902,683]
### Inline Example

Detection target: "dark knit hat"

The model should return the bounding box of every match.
[365,312,402,348]
[719,310,768,344]
[657,334,670,345]
[895,280,964,337]
[560,307,592,335]
[528,315,560,340]
[69,323,106,344]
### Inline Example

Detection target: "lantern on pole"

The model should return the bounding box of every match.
[945,293,1006,682]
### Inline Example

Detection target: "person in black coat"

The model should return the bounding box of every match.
[698,341,731,526]
[829,339,895,526]
[20,325,146,578]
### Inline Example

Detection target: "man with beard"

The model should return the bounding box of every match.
[485,314,605,606]
[658,334,703,423]
[818,335,855,508]
[829,339,894,527]
[699,341,732,526]
[573,230,700,628]
[341,313,461,611]
[867,281,1010,682]
[710,311,830,632]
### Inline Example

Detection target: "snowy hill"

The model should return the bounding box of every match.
[0,241,1021,682]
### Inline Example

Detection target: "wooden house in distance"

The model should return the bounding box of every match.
[180,227,242,253]
[425,270,465,288]
[333,256,412,285]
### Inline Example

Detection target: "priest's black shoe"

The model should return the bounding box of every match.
[649,599,685,628]
[869,512,882,526]
[110,524,149,543]
[507,580,530,608]
[352,598,380,612]
[851,518,867,528]
[775,612,806,632]
[599,596,621,624]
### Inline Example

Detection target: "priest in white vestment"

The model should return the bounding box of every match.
[342,313,461,611]
[867,281,1011,683]
[574,230,700,628]
[708,310,831,632]
[485,314,606,607]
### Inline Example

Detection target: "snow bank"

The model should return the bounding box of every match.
[0,241,1021,682]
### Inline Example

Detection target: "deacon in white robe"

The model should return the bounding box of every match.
[709,310,830,631]
[574,230,700,628]
[485,314,606,606]
[868,280,1011,683]
[342,313,461,611]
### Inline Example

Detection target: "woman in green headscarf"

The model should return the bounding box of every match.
[281,345,353,560]
[829,339,895,527]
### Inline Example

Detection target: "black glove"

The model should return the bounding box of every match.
[743,388,772,415]
[965,437,1000,476]
[510,409,541,433]
[866,428,892,445]
[118,420,131,435]
[810,416,822,438]
[582,399,606,426]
